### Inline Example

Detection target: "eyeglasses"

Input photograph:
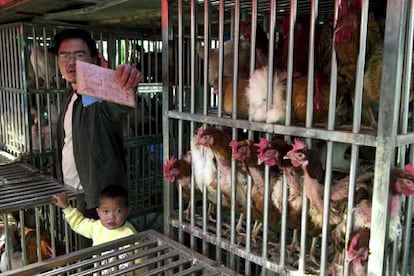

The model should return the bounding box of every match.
[58,51,88,61]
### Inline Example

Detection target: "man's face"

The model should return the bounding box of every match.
[96,197,130,230]
[57,38,95,86]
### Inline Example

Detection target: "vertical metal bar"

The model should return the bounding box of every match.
[202,0,211,258]
[177,0,184,248]
[284,0,297,127]
[162,0,171,236]
[305,0,317,128]
[189,0,198,252]
[368,0,408,274]
[399,2,414,275]
[19,210,27,265]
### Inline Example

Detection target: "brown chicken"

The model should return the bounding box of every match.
[346,227,370,276]
[217,76,250,119]
[275,15,310,75]
[230,139,281,242]
[197,39,251,88]
[284,139,356,263]
[197,21,269,88]
[329,165,414,275]
[334,0,382,125]
[164,154,201,220]
[255,137,305,251]
[196,127,248,232]
[291,71,330,124]
[363,44,414,127]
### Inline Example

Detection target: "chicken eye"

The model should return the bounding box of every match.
[296,152,306,160]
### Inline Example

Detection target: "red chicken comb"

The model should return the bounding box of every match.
[196,128,204,142]
[240,20,251,40]
[254,137,269,151]
[163,156,177,176]
[404,164,414,178]
[254,137,273,163]
[292,138,306,152]
[229,140,239,153]
[347,231,369,263]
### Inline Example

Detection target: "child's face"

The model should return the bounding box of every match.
[96,197,130,230]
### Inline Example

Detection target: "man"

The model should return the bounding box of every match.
[51,29,142,217]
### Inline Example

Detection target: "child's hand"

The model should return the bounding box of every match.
[52,193,69,209]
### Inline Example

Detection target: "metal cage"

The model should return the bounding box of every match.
[0,22,164,225]
[162,0,414,275]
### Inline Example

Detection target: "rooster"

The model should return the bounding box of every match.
[163,154,201,220]
[29,40,57,88]
[229,139,281,242]
[196,127,248,232]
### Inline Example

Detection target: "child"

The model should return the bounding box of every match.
[53,185,141,274]
[53,185,137,245]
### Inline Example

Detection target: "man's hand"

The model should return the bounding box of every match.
[52,193,70,209]
[115,64,142,91]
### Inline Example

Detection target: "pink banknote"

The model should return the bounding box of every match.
[76,60,136,108]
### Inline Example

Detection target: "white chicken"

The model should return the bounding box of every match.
[29,40,57,88]
[246,66,286,124]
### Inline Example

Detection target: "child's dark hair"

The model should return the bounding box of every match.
[100,185,129,207]
[50,28,98,58]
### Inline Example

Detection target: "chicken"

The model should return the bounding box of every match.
[291,71,330,124]
[363,44,414,128]
[217,76,250,119]
[284,139,362,263]
[275,15,310,75]
[255,137,305,252]
[24,228,54,264]
[346,227,370,276]
[197,21,269,89]
[0,226,64,271]
[163,153,201,220]
[29,40,57,88]
[229,139,281,241]
[247,66,286,123]
[329,165,414,275]
[197,39,251,88]
[196,127,248,232]
[189,132,227,220]
[31,104,58,151]
[334,0,382,125]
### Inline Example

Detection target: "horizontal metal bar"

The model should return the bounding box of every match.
[168,111,377,146]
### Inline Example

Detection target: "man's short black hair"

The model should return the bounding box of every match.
[50,28,98,58]
[100,185,129,207]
